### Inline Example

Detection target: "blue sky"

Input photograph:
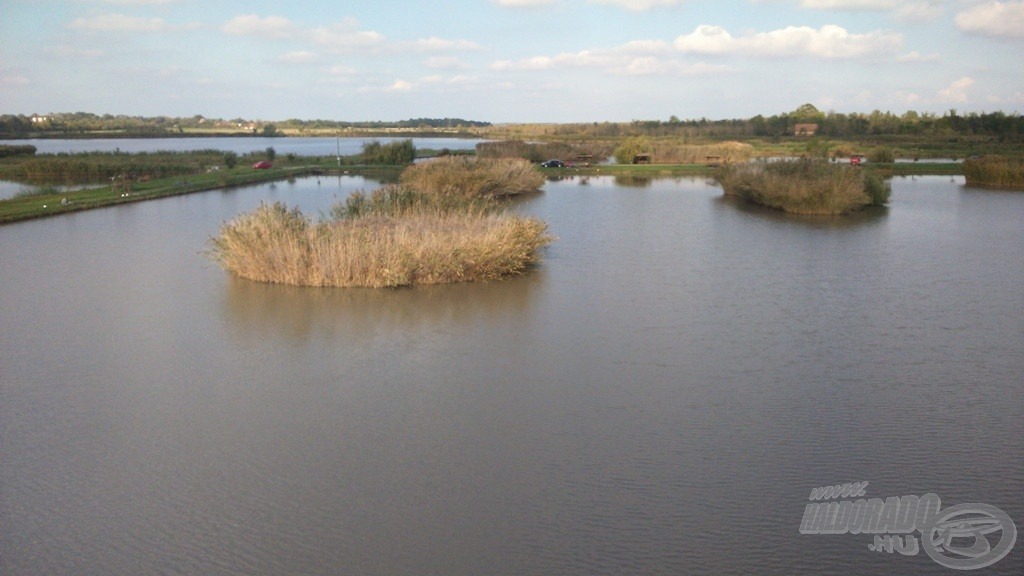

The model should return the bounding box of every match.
[1,0,1022,122]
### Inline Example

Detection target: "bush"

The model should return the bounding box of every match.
[962,155,1024,189]
[361,139,416,165]
[716,159,889,215]
[613,136,652,164]
[868,147,896,163]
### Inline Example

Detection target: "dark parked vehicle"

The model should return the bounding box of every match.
[541,159,565,168]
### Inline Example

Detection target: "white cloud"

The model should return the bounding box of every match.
[892,1,944,21]
[426,56,470,69]
[799,0,899,8]
[0,71,31,87]
[491,42,727,77]
[589,0,685,9]
[276,51,318,64]
[45,44,105,59]
[222,15,300,39]
[311,21,385,52]
[96,0,180,4]
[493,0,557,7]
[955,1,1024,39]
[411,37,483,52]
[897,50,940,62]
[757,0,944,21]
[389,79,414,91]
[674,24,902,58]
[67,14,169,32]
[938,76,975,103]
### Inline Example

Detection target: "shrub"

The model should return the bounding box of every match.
[716,159,889,215]
[962,155,1024,189]
[361,139,416,165]
[613,136,653,164]
[869,147,896,163]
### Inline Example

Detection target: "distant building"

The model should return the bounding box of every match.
[794,123,818,136]
[30,114,49,124]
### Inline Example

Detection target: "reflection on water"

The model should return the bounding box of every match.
[221,272,544,345]
[1,174,1021,576]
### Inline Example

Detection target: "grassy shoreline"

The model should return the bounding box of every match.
[0,157,963,224]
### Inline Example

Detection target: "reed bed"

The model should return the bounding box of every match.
[209,157,552,287]
[613,139,753,164]
[208,202,551,287]
[716,159,890,215]
[399,156,544,199]
[962,155,1024,189]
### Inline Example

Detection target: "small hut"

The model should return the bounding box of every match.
[794,123,818,136]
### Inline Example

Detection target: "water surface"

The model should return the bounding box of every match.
[1,175,1021,575]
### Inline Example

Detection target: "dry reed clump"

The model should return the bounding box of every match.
[614,138,754,164]
[716,159,890,215]
[653,141,754,164]
[962,155,1024,189]
[209,202,551,288]
[399,156,544,199]
[210,156,553,287]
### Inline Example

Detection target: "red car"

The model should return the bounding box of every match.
[252,161,272,169]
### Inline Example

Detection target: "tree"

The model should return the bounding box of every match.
[223,151,238,169]
[265,146,276,162]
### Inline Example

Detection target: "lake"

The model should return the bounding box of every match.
[1,174,1021,575]
[0,136,488,199]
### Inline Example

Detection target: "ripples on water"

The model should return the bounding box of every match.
[1,175,1021,575]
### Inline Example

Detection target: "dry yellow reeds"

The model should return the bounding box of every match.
[209,157,553,287]
[209,202,551,287]
[399,156,544,198]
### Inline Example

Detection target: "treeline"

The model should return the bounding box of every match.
[533,105,1024,143]
[0,112,491,138]
[280,117,491,130]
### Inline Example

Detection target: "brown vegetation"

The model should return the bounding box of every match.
[209,157,553,287]
[716,160,890,215]
[962,155,1024,189]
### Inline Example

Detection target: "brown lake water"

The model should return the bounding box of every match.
[1,174,1022,575]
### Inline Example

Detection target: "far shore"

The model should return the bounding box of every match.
[0,159,964,225]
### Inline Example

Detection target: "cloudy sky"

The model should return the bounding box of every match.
[1,0,1022,122]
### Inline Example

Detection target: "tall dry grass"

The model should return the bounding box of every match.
[716,159,890,215]
[962,155,1024,189]
[614,139,754,164]
[399,156,544,199]
[209,157,552,287]
[209,202,551,287]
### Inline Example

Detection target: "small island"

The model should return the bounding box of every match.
[207,156,553,288]
[716,159,891,215]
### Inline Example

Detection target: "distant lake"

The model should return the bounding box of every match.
[0,136,488,199]
[0,136,487,156]
[1,174,1021,575]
